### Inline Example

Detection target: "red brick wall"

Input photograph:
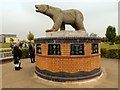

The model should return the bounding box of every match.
[84,43,91,56]
[36,55,101,73]
[36,43,101,73]
[61,43,70,56]
[41,44,48,56]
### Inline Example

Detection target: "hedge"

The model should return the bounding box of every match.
[101,48,120,59]
[20,48,30,58]
[101,48,107,57]
[12,48,30,58]
[118,49,120,59]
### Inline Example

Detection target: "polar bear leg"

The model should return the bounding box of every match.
[60,22,65,31]
[51,19,62,31]
[75,19,85,31]
[46,18,62,32]
[71,23,78,30]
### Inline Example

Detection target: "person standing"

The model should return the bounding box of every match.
[10,43,14,49]
[13,42,22,70]
[29,42,35,63]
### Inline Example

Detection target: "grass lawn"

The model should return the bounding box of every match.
[100,43,119,50]
[0,43,10,48]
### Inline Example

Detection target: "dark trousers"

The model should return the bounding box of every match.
[14,59,21,70]
[30,57,35,63]
[30,51,35,63]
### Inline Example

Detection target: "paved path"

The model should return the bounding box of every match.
[1,58,118,88]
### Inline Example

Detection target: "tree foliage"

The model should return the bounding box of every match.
[90,33,98,37]
[101,37,108,42]
[105,25,116,44]
[10,38,14,43]
[115,35,120,44]
[27,32,34,42]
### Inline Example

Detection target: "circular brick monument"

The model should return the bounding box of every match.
[34,4,102,82]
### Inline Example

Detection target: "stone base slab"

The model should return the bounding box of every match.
[46,31,88,37]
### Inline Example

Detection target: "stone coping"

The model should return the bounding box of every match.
[46,31,88,37]
[34,37,101,43]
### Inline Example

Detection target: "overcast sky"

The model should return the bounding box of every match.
[0,0,119,40]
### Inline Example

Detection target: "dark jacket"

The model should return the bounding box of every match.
[13,46,22,64]
[29,44,35,57]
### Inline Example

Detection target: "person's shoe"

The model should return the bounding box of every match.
[19,67,22,69]
[15,67,20,71]
[33,61,35,63]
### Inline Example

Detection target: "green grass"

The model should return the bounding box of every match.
[0,43,10,48]
[100,43,119,50]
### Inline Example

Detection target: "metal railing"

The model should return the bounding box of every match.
[0,48,13,61]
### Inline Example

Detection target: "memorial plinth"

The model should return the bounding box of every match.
[34,31,102,82]
[46,31,88,37]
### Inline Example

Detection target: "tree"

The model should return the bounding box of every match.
[105,25,116,45]
[90,33,98,37]
[10,38,14,43]
[22,40,26,43]
[27,32,34,42]
[115,35,120,44]
[101,37,108,42]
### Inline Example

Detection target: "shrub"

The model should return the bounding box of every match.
[106,49,117,58]
[118,49,120,59]
[20,48,30,58]
[101,48,107,57]
[101,48,120,59]
[12,48,30,59]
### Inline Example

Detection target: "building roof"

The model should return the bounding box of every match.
[0,34,16,37]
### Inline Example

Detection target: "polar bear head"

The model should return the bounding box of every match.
[35,4,49,13]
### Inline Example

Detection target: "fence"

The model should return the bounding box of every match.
[0,48,13,62]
